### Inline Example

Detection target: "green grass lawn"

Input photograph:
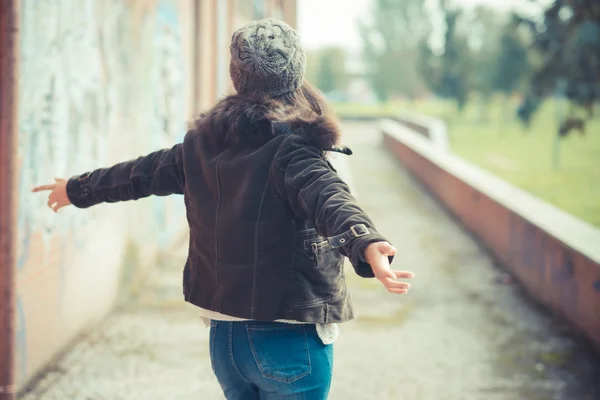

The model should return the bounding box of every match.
[333,98,600,228]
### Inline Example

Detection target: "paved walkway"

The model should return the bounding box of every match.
[19,122,600,400]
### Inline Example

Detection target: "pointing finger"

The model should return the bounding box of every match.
[33,184,56,193]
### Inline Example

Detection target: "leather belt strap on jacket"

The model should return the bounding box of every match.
[327,224,370,249]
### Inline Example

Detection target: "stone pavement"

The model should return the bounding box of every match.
[19,122,600,400]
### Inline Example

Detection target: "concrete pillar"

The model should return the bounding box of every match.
[0,0,18,398]
[283,0,297,28]
[216,0,230,98]
[195,0,218,111]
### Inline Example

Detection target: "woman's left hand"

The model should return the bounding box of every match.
[364,241,414,294]
[32,178,72,212]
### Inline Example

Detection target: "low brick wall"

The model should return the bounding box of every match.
[392,113,450,151]
[381,119,600,350]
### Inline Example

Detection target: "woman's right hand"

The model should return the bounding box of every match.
[363,242,414,294]
[32,178,72,212]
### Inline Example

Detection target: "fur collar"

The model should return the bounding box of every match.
[191,94,351,154]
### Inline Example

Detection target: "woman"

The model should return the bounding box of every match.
[33,19,414,400]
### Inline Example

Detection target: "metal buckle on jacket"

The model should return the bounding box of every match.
[350,224,369,237]
[311,240,329,253]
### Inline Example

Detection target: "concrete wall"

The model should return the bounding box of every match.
[381,119,600,351]
[11,0,296,390]
[392,113,449,151]
[14,0,195,388]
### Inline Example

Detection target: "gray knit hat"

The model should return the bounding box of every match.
[230,19,306,96]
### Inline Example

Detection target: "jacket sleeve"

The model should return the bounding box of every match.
[66,143,185,209]
[273,135,391,278]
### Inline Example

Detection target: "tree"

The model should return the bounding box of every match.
[419,2,472,112]
[469,6,505,123]
[490,14,531,124]
[306,47,349,96]
[516,0,600,135]
[318,47,348,94]
[358,0,430,102]
[492,16,530,96]
[305,51,321,86]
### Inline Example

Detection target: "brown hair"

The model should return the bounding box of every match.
[190,80,340,152]
[274,81,331,118]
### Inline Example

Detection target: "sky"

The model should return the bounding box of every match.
[297,0,546,51]
[297,0,371,50]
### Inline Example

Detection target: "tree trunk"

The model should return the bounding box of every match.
[498,93,510,134]
[477,93,489,125]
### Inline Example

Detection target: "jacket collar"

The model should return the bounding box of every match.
[194,94,351,154]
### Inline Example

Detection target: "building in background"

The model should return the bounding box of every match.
[196,0,297,111]
[0,0,296,392]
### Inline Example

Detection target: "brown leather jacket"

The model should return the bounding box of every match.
[66,94,391,323]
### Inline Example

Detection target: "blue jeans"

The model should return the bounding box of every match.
[209,320,334,399]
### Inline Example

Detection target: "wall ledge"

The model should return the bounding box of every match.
[380,118,600,266]
[394,112,450,152]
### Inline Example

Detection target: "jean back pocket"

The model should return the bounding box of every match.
[246,324,311,383]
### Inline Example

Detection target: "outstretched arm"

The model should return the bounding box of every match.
[273,135,413,294]
[33,144,185,211]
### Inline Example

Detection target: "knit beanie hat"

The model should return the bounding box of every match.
[230,19,306,96]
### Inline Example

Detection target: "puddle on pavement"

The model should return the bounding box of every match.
[488,327,600,400]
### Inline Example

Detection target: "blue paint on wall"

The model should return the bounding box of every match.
[15,0,129,386]
[151,0,187,247]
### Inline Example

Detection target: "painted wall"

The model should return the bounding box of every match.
[12,0,298,389]
[15,0,193,389]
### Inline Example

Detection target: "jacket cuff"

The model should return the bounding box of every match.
[349,233,394,278]
[66,172,96,208]
[328,224,392,278]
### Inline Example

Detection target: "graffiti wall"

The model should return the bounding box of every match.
[15,0,192,388]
